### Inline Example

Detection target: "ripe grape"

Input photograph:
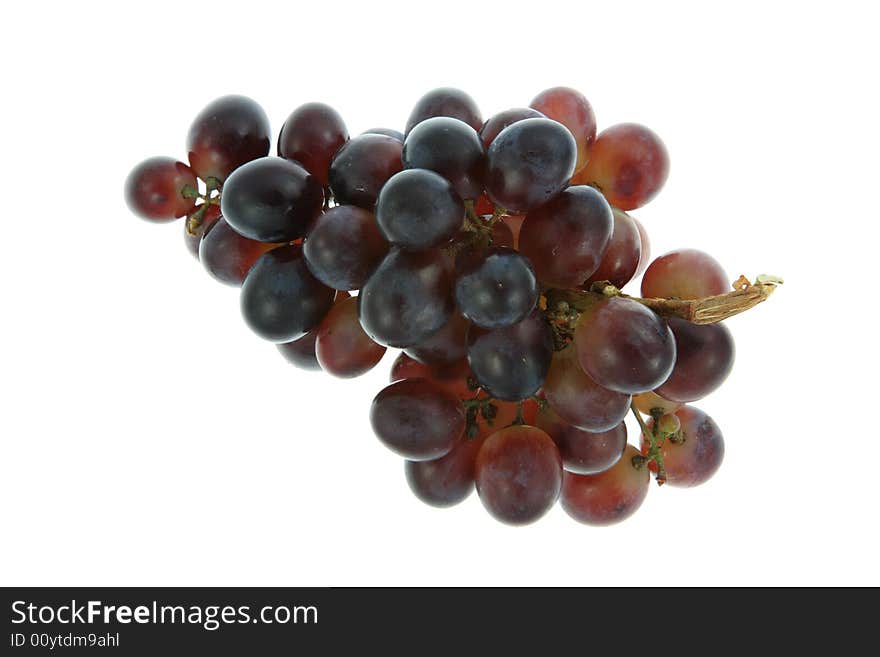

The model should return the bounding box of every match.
[358,248,454,348]
[584,208,642,289]
[404,311,469,367]
[278,102,348,187]
[641,406,724,487]
[125,157,197,221]
[199,216,278,286]
[474,425,562,525]
[537,406,627,475]
[575,296,676,394]
[405,434,484,508]
[362,127,404,142]
[641,249,728,299]
[542,346,631,432]
[486,118,577,213]
[370,379,465,461]
[633,217,651,276]
[633,390,681,416]
[403,117,486,199]
[519,185,613,288]
[573,122,669,210]
[240,244,334,343]
[561,445,649,525]
[656,319,735,403]
[530,86,597,173]
[303,205,389,290]
[221,157,324,243]
[315,296,386,378]
[455,247,539,329]
[277,329,321,371]
[184,204,221,259]
[186,95,271,182]
[375,169,464,250]
[328,134,403,209]
[479,107,544,148]
[405,87,482,134]
[466,311,553,401]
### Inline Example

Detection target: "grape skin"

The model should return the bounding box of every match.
[537,406,627,475]
[315,296,386,378]
[656,319,735,403]
[278,102,349,188]
[328,134,403,210]
[530,86,597,173]
[404,311,469,367]
[362,127,404,142]
[584,208,642,289]
[403,117,487,200]
[184,204,221,259]
[641,406,724,487]
[479,107,545,148]
[277,329,321,371]
[561,445,649,525]
[199,216,278,286]
[125,157,197,222]
[405,87,482,135]
[641,248,729,300]
[405,434,485,508]
[454,247,539,329]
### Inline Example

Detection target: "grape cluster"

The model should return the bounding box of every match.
[125,87,758,526]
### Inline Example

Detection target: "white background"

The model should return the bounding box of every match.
[1,1,878,586]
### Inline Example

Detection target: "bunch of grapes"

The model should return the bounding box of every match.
[125,87,778,526]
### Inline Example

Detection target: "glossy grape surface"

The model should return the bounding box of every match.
[404,311,469,367]
[561,445,649,525]
[656,319,735,403]
[362,127,404,142]
[303,205,389,290]
[277,329,321,371]
[315,296,386,378]
[537,406,627,475]
[584,208,642,289]
[519,185,613,288]
[358,248,454,348]
[642,406,724,487]
[125,157,197,221]
[405,434,484,508]
[240,244,334,343]
[328,134,403,209]
[479,107,544,148]
[221,157,323,243]
[186,95,270,182]
[375,169,464,250]
[475,425,562,525]
[486,118,577,213]
[575,297,676,394]
[278,102,348,187]
[633,217,651,276]
[466,311,553,401]
[403,117,486,199]
[574,122,669,210]
[370,378,465,461]
[455,247,538,329]
[641,249,729,300]
[543,346,631,432]
[530,86,597,173]
[199,216,277,286]
[184,204,221,258]
[405,87,482,134]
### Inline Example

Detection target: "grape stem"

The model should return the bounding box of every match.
[631,404,667,486]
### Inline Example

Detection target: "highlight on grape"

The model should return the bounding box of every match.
[124,87,781,526]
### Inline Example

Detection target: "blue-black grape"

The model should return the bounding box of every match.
[362,127,404,142]
[328,134,403,209]
[402,117,486,199]
[455,247,538,329]
[405,87,482,135]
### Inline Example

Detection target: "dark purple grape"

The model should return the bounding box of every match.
[575,296,676,394]
[405,434,484,508]
[455,247,538,329]
[405,87,482,134]
[584,208,642,289]
[183,204,221,259]
[303,205,389,290]
[402,117,486,199]
[561,445,649,525]
[375,169,464,250]
[240,244,334,343]
[125,157,197,221]
[370,378,465,461]
[277,329,321,371]
[519,185,613,288]
[530,86,597,174]
[641,406,724,487]
[220,157,323,243]
[278,102,348,188]
[358,248,454,348]
[537,406,626,475]
[199,216,277,286]
[467,311,553,401]
[656,319,735,403]
[475,425,562,525]
[404,311,469,367]
[328,134,403,209]
[315,296,386,378]
[186,95,270,182]
[362,127,404,142]
[485,118,576,213]
[479,107,545,148]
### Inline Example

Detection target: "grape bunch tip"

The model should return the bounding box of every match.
[124,86,781,527]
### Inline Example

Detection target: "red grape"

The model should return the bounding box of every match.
[199,216,278,286]
[537,406,627,475]
[530,86,597,173]
[573,123,669,210]
[475,425,562,525]
[641,406,724,487]
[633,217,651,276]
[561,445,649,525]
[315,296,386,378]
[362,127,404,142]
[584,208,642,289]
[403,117,486,200]
[277,329,321,371]
[519,185,613,288]
[405,434,485,508]
[574,296,676,394]
[183,204,221,259]
[641,249,729,300]
[370,378,465,461]
[186,95,270,182]
[278,102,349,188]
[125,157,197,222]
[405,87,482,134]
[543,346,631,432]
[328,134,403,209]
[479,107,545,148]
[656,319,735,403]
[404,311,469,367]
